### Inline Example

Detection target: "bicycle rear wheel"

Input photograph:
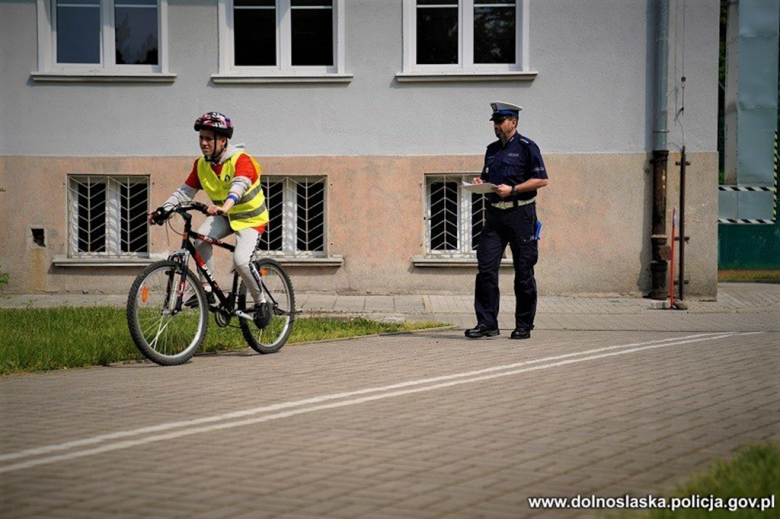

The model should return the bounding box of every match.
[238,258,295,354]
[127,260,208,366]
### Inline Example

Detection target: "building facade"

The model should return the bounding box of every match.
[0,0,719,296]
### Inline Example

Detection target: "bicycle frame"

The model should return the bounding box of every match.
[131,202,296,365]
[165,205,272,319]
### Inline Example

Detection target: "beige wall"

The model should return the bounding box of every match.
[0,152,718,297]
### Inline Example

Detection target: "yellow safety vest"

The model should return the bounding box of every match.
[196,151,269,231]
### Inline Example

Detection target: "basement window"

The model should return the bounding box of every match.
[67,175,150,258]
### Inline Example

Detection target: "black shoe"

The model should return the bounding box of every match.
[511,328,531,340]
[253,302,274,329]
[465,324,500,339]
[184,291,216,308]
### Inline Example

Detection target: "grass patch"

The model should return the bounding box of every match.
[718,270,780,283]
[0,307,447,375]
[611,443,780,518]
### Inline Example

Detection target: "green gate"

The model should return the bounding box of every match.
[716,2,780,270]
[718,198,780,269]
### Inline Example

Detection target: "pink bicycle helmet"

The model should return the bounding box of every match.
[194,111,234,139]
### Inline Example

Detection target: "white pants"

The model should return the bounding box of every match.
[195,216,262,303]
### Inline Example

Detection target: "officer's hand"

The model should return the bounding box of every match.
[473,177,483,185]
[494,184,513,198]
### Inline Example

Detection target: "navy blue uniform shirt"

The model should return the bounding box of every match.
[480,133,548,203]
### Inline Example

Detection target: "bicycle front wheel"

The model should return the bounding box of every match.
[127,260,208,366]
[239,258,295,354]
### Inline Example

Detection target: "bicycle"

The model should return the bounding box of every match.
[126,202,295,366]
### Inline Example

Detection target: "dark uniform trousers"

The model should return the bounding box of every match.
[475,203,539,330]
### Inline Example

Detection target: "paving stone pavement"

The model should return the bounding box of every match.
[2,283,778,332]
[1,283,779,517]
[2,282,778,314]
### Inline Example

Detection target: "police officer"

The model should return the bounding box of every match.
[465,102,549,340]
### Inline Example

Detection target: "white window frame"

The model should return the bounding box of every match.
[413,173,513,267]
[66,175,151,258]
[258,176,330,259]
[398,0,536,82]
[33,0,173,82]
[214,0,351,84]
[424,174,487,258]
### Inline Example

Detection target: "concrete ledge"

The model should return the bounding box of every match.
[211,74,353,84]
[412,256,514,268]
[52,255,345,268]
[52,257,160,267]
[395,71,537,83]
[268,256,344,267]
[31,72,177,83]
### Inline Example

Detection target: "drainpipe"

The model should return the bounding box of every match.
[649,0,670,300]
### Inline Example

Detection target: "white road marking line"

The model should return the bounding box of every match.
[0,333,722,464]
[0,332,753,474]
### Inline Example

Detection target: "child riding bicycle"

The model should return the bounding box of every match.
[149,111,268,320]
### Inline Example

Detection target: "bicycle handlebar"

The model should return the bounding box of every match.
[151,202,225,225]
[176,202,210,214]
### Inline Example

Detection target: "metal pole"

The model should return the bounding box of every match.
[670,207,677,307]
[650,0,670,300]
[678,146,688,301]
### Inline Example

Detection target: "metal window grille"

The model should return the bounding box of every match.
[67,175,149,257]
[425,174,488,257]
[258,176,327,257]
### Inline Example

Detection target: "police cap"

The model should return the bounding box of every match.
[489,101,522,121]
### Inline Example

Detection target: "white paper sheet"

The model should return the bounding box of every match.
[460,181,497,194]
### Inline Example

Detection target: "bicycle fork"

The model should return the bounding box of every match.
[164,251,191,316]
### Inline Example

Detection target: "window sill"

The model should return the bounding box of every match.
[396,71,538,83]
[211,73,353,84]
[53,256,165,267]
[53,255,343,267]
[31,71,177,83]
[412,256,514,267]
[262,256,344,267]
